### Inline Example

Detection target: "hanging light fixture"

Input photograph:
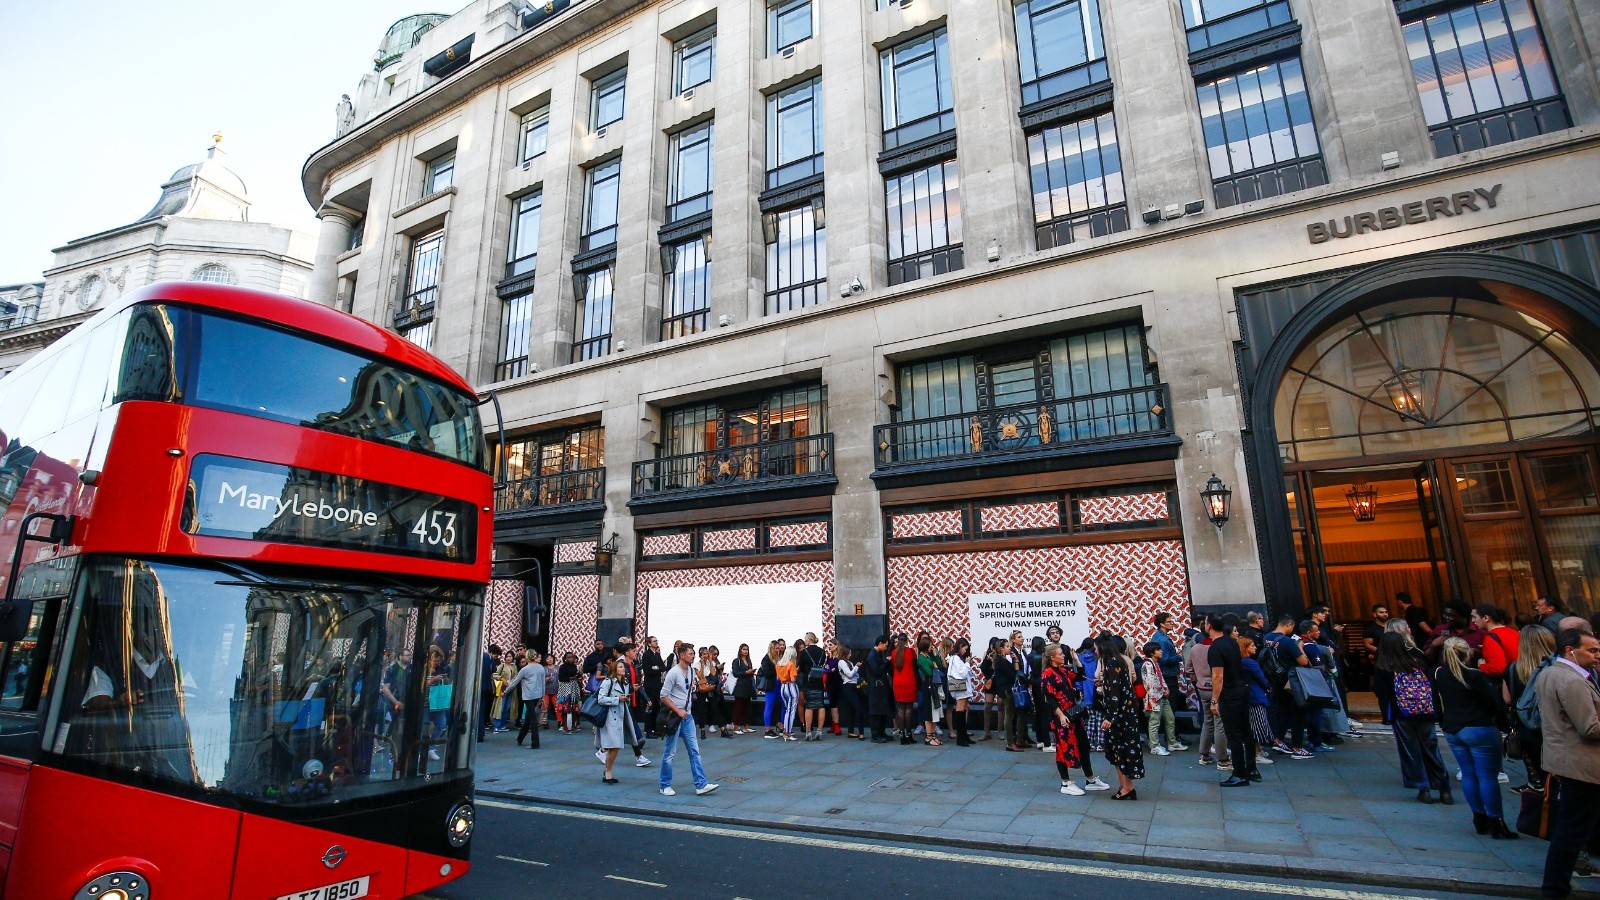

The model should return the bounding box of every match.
[593,532,619,575]
[1200,474,1231,529]
[1384,367,1427,423]
[1346,481,1379,522]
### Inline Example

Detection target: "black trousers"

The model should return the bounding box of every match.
[1219,697,1257,777]
[517,699,542,747]
[1545,777,1600,898]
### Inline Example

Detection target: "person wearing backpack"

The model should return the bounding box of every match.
[1435,637,1515,839]
[1536,628,1600,899]
[799,634,828,741]
[1507,625,1557,793]
[1374,632,1450,804]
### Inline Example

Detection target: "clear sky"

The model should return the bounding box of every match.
[0,0,460,285]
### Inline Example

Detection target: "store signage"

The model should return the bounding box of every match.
[968,590,1089,654]
[186,454,476,562]
[1307,184,1502,244]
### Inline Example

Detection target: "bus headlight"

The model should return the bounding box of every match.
[76,871,148,900]
[445,801,474,848]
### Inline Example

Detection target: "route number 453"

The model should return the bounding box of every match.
[411,510,458,547]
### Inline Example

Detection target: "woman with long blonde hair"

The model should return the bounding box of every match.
[1434,637,1516,839]
[776,643,800,741]
[1506,625,1556,792]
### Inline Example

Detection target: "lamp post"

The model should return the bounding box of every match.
[1200,474,1231,529]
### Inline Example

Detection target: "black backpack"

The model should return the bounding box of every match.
[1258,636,1290,688]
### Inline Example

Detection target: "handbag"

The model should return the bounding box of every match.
[754,675,771,693]
[948,677,969,694]
[1288,667,1338,708]
[1504,729,1525,761]
[656,704,683,735]
[1063,702,1088,723]
[1517,776,1555,839]
[427,683,453,710]
[1011,681,1031,709]
[579,692,609,727]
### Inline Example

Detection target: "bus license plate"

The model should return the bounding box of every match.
[274,875,370,900]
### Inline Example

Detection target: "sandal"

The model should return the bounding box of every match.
[924,736,944,746]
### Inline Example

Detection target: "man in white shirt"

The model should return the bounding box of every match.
[658,643,717,797]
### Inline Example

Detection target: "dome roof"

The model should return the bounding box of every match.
[139,134,250,222]
[375,13,451,71]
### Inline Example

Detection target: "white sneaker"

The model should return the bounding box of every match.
[660,787,676,796]
[428,749,441,761]
[1217,760,1233,771]
[1498,772,1510,784]
[1169,742,1189,751]
[1060,781,1086,796]
[785,734,798,742]
[1256,754,1274,765]
[1084,777,1112,791]
[696,783,720,795]
[596,750,606,764]
[1152,746,1171,756]
[1041,744,1055,752]
[635,756,651,767]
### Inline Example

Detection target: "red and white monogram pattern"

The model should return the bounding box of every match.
[979,501,1061,532]
[634,561,837,645]
[549,574,599,659]
[889,509,964,539]
[702,526,757,553]
[768,520,830,548]
[885,541,1192,643]
[555,541,597,564]
[483,579,524,651]
[1078,491,1170,526]
[641,532,693,557]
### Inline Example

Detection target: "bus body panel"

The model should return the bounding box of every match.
[405,846,471,897]
[0,757,27,892]
[7,766,240,899]
[232,813,410,900]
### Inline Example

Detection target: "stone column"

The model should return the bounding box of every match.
[946,0,1033,266]
[308,204,357,307]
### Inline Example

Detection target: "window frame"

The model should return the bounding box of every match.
[1027,109,1130,250]
[424,153,455,195]
[1014,0,1109,106]
[667,121,715,223]
[590,68,628,132]
[403,229,444,315]
[572,266,615,362]
[880,29,956,150]
[519,105,550,163]
[581,159,622,251]
[660,236,712,341]
[495,289,535,381]
[884,158,964,286]
[768,0,813,55]
[674,27,716,95]
[765,78,824,190]
[506,191,543,280]
[1196,56,1327,207]
[763,198,827,316]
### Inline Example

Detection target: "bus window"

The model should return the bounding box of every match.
[63,314,123,424]
[111,305,179,404]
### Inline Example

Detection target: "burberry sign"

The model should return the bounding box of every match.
[1307,184,1502,244]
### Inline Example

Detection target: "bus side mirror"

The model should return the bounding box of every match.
[0,600,32,643]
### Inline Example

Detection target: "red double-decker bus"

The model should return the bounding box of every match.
[0,282,492,899]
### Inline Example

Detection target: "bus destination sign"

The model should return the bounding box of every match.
[186,454,476,562]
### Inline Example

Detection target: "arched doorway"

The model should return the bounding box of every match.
[1266,278,1600,627]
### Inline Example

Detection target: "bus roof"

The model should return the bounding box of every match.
[29,281,475,397]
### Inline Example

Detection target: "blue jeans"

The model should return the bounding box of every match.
[1444,725,1503,817]
[764,690,781,728]
[660,711,708,791]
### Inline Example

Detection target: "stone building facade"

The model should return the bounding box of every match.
[304,0,1600,660]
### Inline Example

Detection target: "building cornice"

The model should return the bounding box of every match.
[301,0,652,209]
[0,314,87,351]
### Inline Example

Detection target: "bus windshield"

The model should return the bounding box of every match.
[50,558,482,807]
[117,303,485,469]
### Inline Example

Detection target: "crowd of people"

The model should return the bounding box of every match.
[478,593,1600,898]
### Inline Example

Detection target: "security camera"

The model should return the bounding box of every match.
[849,277,864,294]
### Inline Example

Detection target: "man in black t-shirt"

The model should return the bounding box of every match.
[1397,592,1433,646]
[1208,614,1259,787]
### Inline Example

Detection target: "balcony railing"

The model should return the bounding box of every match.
[633,433,834,500]
[874,384,1172,469]
[495,468,605,516]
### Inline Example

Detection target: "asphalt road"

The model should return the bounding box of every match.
[421,797,1458,900]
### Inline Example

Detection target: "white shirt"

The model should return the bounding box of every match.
[838,660,860,685]
[82,649,167,707]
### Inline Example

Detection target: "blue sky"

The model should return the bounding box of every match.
[0,0,454,284]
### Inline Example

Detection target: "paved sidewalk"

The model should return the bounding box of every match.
[473,722,1584,897]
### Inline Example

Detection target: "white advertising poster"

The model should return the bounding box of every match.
[968,591,1089,653]
[647,581,824,657]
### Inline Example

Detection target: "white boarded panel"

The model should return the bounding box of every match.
[647,581,824,656]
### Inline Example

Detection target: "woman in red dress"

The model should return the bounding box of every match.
[1040,646,1110,795]
[891,635,920,745]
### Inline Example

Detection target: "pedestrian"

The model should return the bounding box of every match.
[504,652,547,748]
[1536,596,1565,636]
[776,643,800,741]
[836,645,866,738]
[760,639,783,739]
[1397,591,1434,646]
[916,635,944,745]
[1209,614,1261,788]
[1150,613,1185,702]
[731,643,756,735]
[1507,625,1556,793]
[1240,611,1267,646]
[1537,628,1600,897]
[478,644,501,742]
[658,642,718,797]
[1475,605,1521,680]
[1095,635,1144,800]
[1237,635,1275,770]
[1185,620,1230,771]
[1042,644,1111,795]
[556,651,582,733]
[540,654,557,729]
[1298,620,1338,752]
[1267,618,1317,758]
[1010,630,1036,747]
[641,636,667,737]
[491,650,517,733]
[800,633,828,741]
[946,638,975,747]
[596,658,634,783]
[1078,637,1104,752]
[866,634,894,743]
[990,635,1024,751]
[979,638,1002,741]
[1373,632,1450,803]
[1028,635,1048,748]
[1140,641,1185,754]
[890,634,920,745]
[1434,637,1513,838]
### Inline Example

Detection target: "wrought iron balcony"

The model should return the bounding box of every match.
[631,433,835,508]
[495,468,606,521]
[873,384,1177,482]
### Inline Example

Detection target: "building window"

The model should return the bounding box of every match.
[401,320,436,352]
[424,152,455,194]
[1028,110,1128,250]
[1198,57,1326,208]
[1181,0,1294,53]
[591,68,627,131]
[662,384,827,456]
[403,229,443,315]
[764,200,826,315]
[573,267,614,362]
[766,77,823,189]
[1015,0,1108,106]
[496,290,534,381]
[1403,0,1568,157]
[192,263,236,285]
[519,105,550,163]
[507,191,542,279]
[667,121,714,222]
[768,0,812,55]
[674,27,716,94]
[346,216,365,252]
[881,29,955,150]
[661,236,711,341]
[885,159,963,286]
[504,425,605,482]
[581,159,622,251]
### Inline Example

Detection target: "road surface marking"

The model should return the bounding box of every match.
[605,875,667,888]
[478,799,1428,900]
[494,855,549,866]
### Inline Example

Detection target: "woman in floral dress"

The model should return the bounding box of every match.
[1040,646,1111,795]
[1095,635,1145,800]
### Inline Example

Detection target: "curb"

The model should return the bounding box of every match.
[476,787,1573,898]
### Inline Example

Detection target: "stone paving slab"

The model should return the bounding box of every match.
[473,722,1592,897]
